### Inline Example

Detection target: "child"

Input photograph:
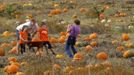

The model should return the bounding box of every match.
[65,19,81,58]
[38,22,56,55]
[19,26,28,54]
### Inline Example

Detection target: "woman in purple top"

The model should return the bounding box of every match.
[65,19,80,58]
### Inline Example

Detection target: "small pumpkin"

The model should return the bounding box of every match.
[90,41,97,47]
[125,42,133,48]
[48,13,53,17]
[72,14,77,19]
[123,50,134,58]
[53,64,61,70]
[122,33,129,41]
[11,41,17,46]
[0,48,5,56]
[99,13,105,20]
[15,72,25,75]
[80,8,87,13]
[111,40,118,45]
[89,33,98,39]
[49,37,58,43]
[73,53,83,61]
[63,8,68,13]
[8,57,17,62]
[116,46,124,52]
[96,52,108,60]
[85,45,93,52]
[2,31,10,37]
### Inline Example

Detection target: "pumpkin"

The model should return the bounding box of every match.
[48,13,52,17]
[11,41,17,46]
[8,57,17,62]
[84,37,91,41]
[73,53,83,61]
[90,41,97,47]
[123,50,134,58]
[116,46,124,52]
[72,14,77,19]
[15,72,25,75]
[0,48,5,56]
[56,54,64,59]
[5,64,19,74]
[58,36,66,43]
[2,31,10,37]
[50,9,62,15]
[111,40,118,45]
[60,32,66,36]
[99,13,105,20]
[89,33,98,39]
[1,43,11,48]
[49,37,58,43]
[8,46,18,54]
[96,52,108,60]
[80,8,87,13]
[119,12,127,17]
[44,70,52,75]
[104,5,110,9]
[85,45,93,52]
[64,66,74,73]
[53,64,61,70]
[125,42,133,48]
[32,38,41,42]
[63,8,68,13]
[11,62,21,68]
[122,33,129,41]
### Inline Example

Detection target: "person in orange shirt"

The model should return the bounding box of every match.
[38,22,56,55]
[19,26,28,54]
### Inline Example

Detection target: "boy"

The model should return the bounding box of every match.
[65,19,81,58]
[19,26,29,54]
[38,22,56,55]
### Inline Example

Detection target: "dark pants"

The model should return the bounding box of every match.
[19,44,26,54]
[43,41,55,55]
[65,36,77,58]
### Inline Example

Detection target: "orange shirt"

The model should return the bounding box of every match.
[19,31,28,44]
[38,28,49,41]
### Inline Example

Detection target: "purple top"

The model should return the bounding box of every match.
[69,25,80,37]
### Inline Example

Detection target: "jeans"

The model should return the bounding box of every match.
[65,36,77,58]
[19,44,26,54]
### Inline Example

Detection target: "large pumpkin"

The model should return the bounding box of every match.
[123,50,134,58]
[0,48,5,56]
[5,64,19,74]
[96,52,108,60]
[122,33,129,41]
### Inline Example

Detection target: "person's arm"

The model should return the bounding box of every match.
[31,23,39,37]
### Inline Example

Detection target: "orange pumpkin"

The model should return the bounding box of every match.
[32,38,41,42]
[84,37,91,41]
[49,37,58,43]
[85,45,93,52]
[89,33,98,39]
[5,64,19,74]
[90,41,97,47]
[11,62,21,68]
[72,14,77,19]
[73,53,83,61]
[116,46,124,52]
[48,13,53,17]
[58,36,66,43]
[60,32,66,36]
[8,57,17,62]
[0,48,5,56]
[122,33,129,41]
[63,8,68,13]
[96,52,108,60]
[99,13,105,20]
[125,42,133,48]
[15,72,25,75]
[123,50,134,58]
[2,31,10,37]
[111,40,118,45]
[80,8,87,13]
[11,41,17,46]
[50,9,62,15]
[53,64,61,70]
[8,46,18,54]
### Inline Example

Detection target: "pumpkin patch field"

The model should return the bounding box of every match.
[0,0,134,75]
